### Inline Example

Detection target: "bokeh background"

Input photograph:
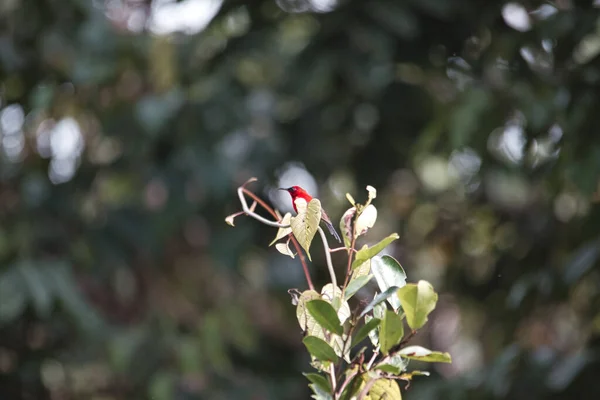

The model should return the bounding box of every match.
[1,0,600,399]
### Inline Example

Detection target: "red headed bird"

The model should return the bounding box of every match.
[279,186,341,243]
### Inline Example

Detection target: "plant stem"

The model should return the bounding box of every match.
[240,187,314,290]
[329,363,337,393]
[356,378,376,400]
[340,233,357,300]
[335,369,358,399]
[318,226,337,288]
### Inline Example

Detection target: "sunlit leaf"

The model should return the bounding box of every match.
[321,283,351,325]
[355,204,377,236]
[275,240,295,258]
[351,259,371,280]
[371,255,406,310]
[269,213,293,245]
[306,300,343,336]
[366,185,377,202]
[291,198,322,261]
[365,378,402,400]
[398,346,452,363]
[345,274,373,301]
[225,213,237,226]
[296,290,323,333]
[380,310,404,355]
[346,193,356,206]
[396,280,438,330]
[352,233,400,269]
[303,336,339,363]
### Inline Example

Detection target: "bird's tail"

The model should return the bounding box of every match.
[322,219,342,243]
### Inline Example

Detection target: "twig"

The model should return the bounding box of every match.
[240,187,314,290]
[340,233,357,300]
[335,369,358,399]
[317,226,337,288]
[366,349,379,370]
[356,377,376,400]
[329,363,337,393]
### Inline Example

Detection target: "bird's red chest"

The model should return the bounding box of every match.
[291,192,313,213]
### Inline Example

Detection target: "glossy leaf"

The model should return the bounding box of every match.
[371,255,406,310]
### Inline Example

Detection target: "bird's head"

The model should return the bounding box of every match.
[278,185,308,200]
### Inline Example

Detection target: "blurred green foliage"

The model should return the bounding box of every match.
[1,0,600,399]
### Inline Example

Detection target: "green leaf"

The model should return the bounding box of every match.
[351,259,371,280]
[269,213,293,246]
[398,346,452,363]
[396,280,438,330]
[351,318,381,348]
[304,373,331,394]
[310,384,334,400]
[296,290,323,333]
[303,336,339,363]
[345,274,373,301]
[306,300,343,336]
[371,255,406,310]
[375,354,409,375]
[352,233,400,269]
[365,378,402,400]
[275,241,295,258]
[359,286,397,318]
[291,198,322,261]
[321,284,351,326]
[380,310,404,355]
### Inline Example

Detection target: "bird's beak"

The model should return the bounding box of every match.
[278,188,289,192]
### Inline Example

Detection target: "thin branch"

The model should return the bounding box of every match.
[335,369,358,399]
[329,363,337,393]
[239,187,314,290]
[317,226,337,288]
[340,233,357,300]
[237,187,288,228]
[356,377,376,400]
[366,349,379,370]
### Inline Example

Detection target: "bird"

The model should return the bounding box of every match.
[279,186,341,243]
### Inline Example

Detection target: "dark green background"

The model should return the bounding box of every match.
[1,0,599,399]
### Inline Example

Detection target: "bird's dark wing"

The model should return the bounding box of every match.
[321,209,341,243]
